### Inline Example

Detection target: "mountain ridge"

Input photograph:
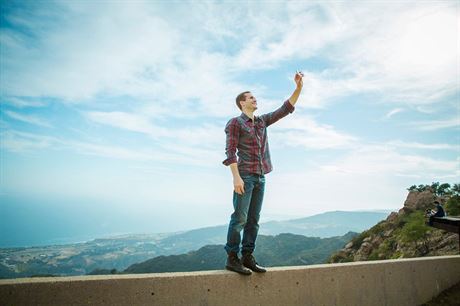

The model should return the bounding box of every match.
[117,231,357,275]
[1,210,385,278]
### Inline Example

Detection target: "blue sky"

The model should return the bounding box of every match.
[0,1,459,245]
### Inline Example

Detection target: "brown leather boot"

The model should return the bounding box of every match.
[225,251,252,275]
[242,252,267,273]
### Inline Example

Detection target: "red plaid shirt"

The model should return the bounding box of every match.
[222,99,295,176]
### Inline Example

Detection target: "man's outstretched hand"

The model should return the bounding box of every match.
[295,71,304,89]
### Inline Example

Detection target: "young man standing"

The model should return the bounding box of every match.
[222,72,304,275]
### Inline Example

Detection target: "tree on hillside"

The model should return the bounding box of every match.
[400,212,430,256]
[417,184,428,192]
[406,182,460,197]
[430,182,440,194]
[445,195,460,216]
[437,183,451,196]
[452,184,460,196]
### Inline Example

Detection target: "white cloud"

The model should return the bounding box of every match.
[0,130,59,152]
[293,71,359,109]
[146,51,245,118]
[325,2,458,106]
[1,97,47,108]
[3,110,53,128]
[414,105,438,114]
[318,144,458,177]
[232,2,347,71]
[385,140,459,151]
[68,141,163,162]
[228,2,459,108]
[384,108,404,119]
[262,143,459,216]
[0,1,252,120]
[3,1,456,113]
[84,110,225,166]
[265,169,407,216]
[84,110,223,147]
[85,111,163,137]
[67,140,220,167]
[409,117,460,131]
[0,1,179,101]
[3,107,225,166]
[272,115,357,149]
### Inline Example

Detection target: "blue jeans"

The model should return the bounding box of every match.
[224,173,266,255]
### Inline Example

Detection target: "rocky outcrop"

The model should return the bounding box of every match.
[402,189,436,213]
[329,190,458,263]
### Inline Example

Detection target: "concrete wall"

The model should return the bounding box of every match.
[1,255,459,306]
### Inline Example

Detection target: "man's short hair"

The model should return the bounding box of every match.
[236,91,250,110]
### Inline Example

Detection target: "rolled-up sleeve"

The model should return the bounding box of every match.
[222,118,240,166]
[260,99,295,127]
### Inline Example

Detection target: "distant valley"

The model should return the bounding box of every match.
[0,210,389,278]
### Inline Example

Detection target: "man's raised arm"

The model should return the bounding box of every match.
[288,71,304,107]
[260,71,304,127]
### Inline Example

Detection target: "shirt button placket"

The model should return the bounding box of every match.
[255,127,264,176]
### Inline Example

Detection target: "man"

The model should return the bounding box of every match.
[428,200,446,226]
[222,71,304,275]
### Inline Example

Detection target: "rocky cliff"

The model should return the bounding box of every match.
[329,189,458,263]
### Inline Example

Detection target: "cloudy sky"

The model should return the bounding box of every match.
[1,0,459,245]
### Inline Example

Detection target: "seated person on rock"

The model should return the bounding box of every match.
[426,200,445,226]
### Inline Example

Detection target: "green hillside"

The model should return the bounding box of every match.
[116,232,357,274]
[329,183,459,263]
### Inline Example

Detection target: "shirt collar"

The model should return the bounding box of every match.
[240,112,258,123]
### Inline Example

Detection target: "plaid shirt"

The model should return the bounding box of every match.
[222,99,295,176]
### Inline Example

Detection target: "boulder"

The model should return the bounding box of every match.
[372,236,383,246]
[386,212,398,223]
[403,190,437,212]
[384,229,394,237]
[355,242,373,260]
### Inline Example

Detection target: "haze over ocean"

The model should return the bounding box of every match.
[1,1,458,247]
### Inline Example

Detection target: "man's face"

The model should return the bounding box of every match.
[242,92,258,111]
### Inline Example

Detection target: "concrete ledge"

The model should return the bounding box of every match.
[1,255,459,306]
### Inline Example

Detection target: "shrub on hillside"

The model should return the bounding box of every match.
[445,195,459,216]
[399,211,431,255]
